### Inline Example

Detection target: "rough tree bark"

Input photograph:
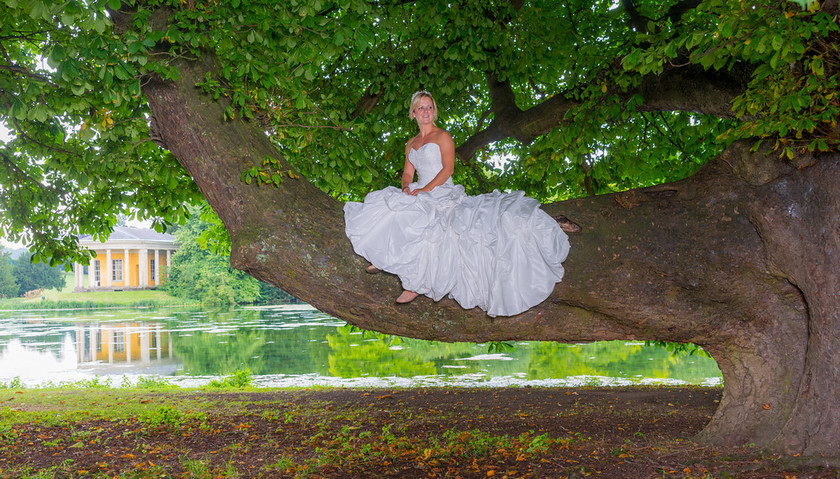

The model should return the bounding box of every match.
[125,14,840,459]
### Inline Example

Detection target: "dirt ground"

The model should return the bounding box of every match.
[1,386,838,478]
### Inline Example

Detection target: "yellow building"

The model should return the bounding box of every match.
[74,226,178,291]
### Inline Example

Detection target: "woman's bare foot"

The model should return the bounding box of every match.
[365,265,381,274]
[396,290,419,303]
[553,215,582,233]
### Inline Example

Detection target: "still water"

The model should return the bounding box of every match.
[0,305,722,388]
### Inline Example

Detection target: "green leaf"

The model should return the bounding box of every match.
[114,64,132,81]
[29,104,49,122]
[47,45,65,67]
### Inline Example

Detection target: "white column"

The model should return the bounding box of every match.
[74,263,80,289]
[124,248,130,287]
[107,327,114,364]
[140,249,149,287]
[90,326,98,361]
[125,325,132,364]
[105,249,112,288]
[153,249,160,285]
[89,325,97,362]
[76,325,83,363]
[140,329,150,363]
[155,324,162,360]
[165,250,172,282]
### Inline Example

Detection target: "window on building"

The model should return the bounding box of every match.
[113,331,125,353]
[112,259,123,281]
[93,260,101,286]
[150,259,156,282]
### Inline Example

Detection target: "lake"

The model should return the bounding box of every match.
[0,305,722,388]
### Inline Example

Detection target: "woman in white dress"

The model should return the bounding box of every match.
[344,91,571,317]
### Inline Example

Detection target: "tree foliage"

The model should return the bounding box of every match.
[0,248,17,298]
[0,0,199,264]
[1,0,837,261]
[162,0,736,198]
[162,203,294,305]
[163,205,259,305]
[12,252,65,295]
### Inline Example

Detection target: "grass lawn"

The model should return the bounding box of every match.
[0,272,194,309]
[1,385,833,478]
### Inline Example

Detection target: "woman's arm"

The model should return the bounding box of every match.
[401,142,416,193]
[409,131,455,195]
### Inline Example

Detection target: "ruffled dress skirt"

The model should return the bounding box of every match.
[344,182,570,317]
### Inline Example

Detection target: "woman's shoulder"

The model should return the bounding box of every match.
[431,127,452,142]
[431,129,454,153]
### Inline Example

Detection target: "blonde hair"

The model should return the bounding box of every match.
[409,90,438,122]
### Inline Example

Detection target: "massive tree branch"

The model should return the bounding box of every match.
[143,47,799,347]
[134,12,767,345]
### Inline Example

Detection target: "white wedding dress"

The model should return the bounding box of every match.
[343,142,571,317]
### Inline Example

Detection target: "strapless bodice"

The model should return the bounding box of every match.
[409,143,454,188]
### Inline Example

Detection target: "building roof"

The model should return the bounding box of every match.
[79,226,177,245]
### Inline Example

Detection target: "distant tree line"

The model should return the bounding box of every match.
[0,250,65,298]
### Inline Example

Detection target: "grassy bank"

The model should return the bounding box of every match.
[0,272,196,310]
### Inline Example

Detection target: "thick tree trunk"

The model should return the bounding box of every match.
[738,153,840,456]
[135,24,839,458]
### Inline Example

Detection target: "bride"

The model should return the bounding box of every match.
[343,91,570,317]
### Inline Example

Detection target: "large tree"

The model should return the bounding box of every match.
[1,0,839,457]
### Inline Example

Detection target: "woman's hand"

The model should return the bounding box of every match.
[403,184,428,195]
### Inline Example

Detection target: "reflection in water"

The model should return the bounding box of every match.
[74,323,176,376]
[0,306,722,388]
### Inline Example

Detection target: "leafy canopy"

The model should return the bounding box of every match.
[1,0,837,263]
